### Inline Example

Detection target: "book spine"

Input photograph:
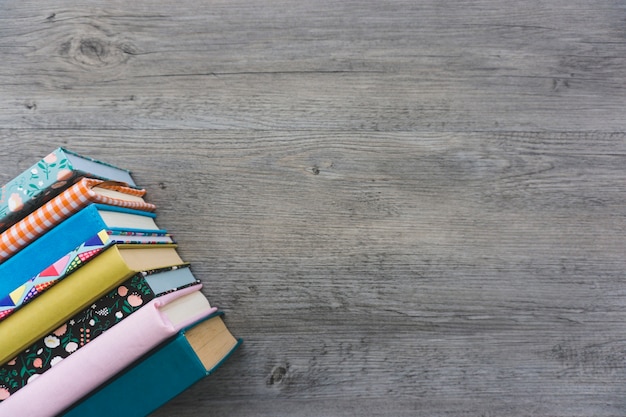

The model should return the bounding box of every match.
[62,313,242,417]
[0,205,107,297]
[0,273,156,400]
[0,284,212,417]
[64,332,210,417]
[0,246,134,365]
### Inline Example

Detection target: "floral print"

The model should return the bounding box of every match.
[0,147,131,232]
[0,274,155,401]
[65,342,78,353]
[0,149,77,232]
[43,336,60,349]
[42,153,55,164]
[7,193,23,213]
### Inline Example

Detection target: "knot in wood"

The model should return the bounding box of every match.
[60,36,136,69]
[267,365,287,386]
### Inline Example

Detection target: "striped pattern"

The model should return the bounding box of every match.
[0,178,155,262]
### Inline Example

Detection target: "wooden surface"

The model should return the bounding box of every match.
[1,1,626,416]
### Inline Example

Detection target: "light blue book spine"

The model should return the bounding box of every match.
[0,204,160,297]
[61,313,242,417]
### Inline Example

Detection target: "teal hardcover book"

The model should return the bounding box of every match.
[0,147,136,232]
[61,312,241,417]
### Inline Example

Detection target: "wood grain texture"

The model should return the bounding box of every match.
[0,0,625,416]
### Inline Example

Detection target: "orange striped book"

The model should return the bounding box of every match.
[0,178,156,263]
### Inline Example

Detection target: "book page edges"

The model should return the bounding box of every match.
[91,186,146,203]
[156,286,217,331]
[184,314,241,372]
[117,245,183,271]
[98,209,160,230]
[63,149,136,186]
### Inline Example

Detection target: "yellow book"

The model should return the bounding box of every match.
[0,244,184,365]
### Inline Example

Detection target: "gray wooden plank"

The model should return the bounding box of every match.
[0,131,624,415]
[1,0,626,415]
[1,1,626,131]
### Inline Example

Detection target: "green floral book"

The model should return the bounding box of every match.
[0,148,136,233]
[0,265,201,401]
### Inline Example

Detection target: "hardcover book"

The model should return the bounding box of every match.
[0,230,113,321]
[0,177,155,263]
[0,243,185,365]
[0,286,217,417]
[62,311,241,417]
[0,148,136,233]
[0,147,241,417]
[0,204,167,299]
[0,265,201,400]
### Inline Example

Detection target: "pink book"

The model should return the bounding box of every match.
[0,284,216,417]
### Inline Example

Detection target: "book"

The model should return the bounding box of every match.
[0,232,181,321]
[0,243,185,366]
[0,177,155,263]
[0,286,217,417]
[62,311,241,417]
[0,204,168,299]
[0,230,113,321]
[0,265,201,400]
[0,147,136,233]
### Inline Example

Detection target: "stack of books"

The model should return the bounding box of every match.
[0,148,241,417]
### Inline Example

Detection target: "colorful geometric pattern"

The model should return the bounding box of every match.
[0,230,113,322]
[0,178,154,262]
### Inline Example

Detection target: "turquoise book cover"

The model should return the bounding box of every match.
[61,312,242,417]
[0,148,135,232]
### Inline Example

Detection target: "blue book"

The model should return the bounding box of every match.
[61,312,241,417]
[0,204,168,298]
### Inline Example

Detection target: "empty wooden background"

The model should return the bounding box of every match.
[2,0,626,416]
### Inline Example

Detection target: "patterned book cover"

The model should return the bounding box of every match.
[0,230,113,322]
[0,244,185,367]
[61,313,241,417]
[0,148,135,233]
[0,178,155,263]
[0,273,156,401]
[0,285,212,417]
[0,267,200,401]
[0,205,167,301]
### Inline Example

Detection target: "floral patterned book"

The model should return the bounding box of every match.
[0,265,200,402]
[0,243,185,366]
[61,311,241,417]
[0,286,216,417]
[0,148,136,233]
